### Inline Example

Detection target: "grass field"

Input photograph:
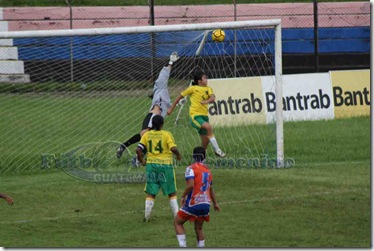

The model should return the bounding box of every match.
[0,115,370,247]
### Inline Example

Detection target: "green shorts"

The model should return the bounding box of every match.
[190,115,209,135]
[144,163,177,196]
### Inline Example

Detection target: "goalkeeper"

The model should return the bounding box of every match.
[167,72,225,158]
[117,52,179,159]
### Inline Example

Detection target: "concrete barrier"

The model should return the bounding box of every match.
[2,2,369,31]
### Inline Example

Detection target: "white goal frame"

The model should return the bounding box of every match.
[0,19,284,167]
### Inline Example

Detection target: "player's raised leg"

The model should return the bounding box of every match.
[200,135,210,150]
[116,133,141,158]
[201,122,225,158]
[117,112,155,159]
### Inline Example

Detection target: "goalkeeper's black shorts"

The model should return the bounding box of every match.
[141,112,157,130]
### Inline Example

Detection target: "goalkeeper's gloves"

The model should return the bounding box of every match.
[169,51,179,65]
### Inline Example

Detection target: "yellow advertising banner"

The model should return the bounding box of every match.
[208,77,266,126]
[330,70,370,118]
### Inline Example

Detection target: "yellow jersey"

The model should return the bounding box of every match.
[181,85,214,116]
[139,130,176,165]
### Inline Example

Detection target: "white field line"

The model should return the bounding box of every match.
[0,187,366,225]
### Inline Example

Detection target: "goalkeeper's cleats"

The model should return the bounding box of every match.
[132,156,141,168]
[116,144,126,159]
[215,149,226,158]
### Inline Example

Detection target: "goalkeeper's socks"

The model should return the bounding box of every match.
[176,234,187,247]
[197,239,205,248]
[169,196,179,217]
[118,134,142,159]
[124,133,141,147]
[144,197,155,222]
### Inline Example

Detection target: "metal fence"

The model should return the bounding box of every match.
[0,1,370,73]
[2,1,369,29]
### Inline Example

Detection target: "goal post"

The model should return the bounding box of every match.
[0,19,284,174]
[275,23,284,168]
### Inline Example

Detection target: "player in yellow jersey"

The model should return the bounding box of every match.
[167,72,225,157]
[136,115,181,222]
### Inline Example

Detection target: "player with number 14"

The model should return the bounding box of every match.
[136,115,181,222]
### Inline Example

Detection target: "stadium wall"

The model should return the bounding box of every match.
[209,69,370,126]
[1,3,369,30]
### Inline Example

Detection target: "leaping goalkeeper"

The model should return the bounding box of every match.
[117,52,180,159]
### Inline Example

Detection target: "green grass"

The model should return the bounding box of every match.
[0,0,364,7]
[0,92,370,173]
[0,160,370,247]
[285,117,370,163]
[0,90,370,247]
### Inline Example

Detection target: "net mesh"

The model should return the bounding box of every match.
[0,25,278,174]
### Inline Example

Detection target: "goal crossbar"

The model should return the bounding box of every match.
[0,19,281,38]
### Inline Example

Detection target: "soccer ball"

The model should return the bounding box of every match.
[212,29,225,42]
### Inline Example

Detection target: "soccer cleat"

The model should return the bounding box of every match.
[215,149,226,158]
[131,156,141,167]
[116,144,126,159]
[143,217,149,223]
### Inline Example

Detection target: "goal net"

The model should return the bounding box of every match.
[0,20,283,177]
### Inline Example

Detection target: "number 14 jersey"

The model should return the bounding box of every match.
[139,130,176,165]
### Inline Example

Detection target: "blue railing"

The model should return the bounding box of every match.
[14,27,370,60]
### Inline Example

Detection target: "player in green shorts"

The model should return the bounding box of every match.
[136,115,182,222]
[167,71,225,157]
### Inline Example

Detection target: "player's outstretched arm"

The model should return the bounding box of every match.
[149,52,180,99]
[167,94,184,115]
[210,187,220,211]
[169,51,179,65]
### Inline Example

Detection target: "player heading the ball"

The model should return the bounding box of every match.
[167,72,226,158]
